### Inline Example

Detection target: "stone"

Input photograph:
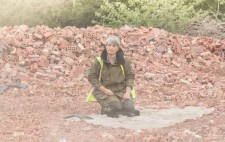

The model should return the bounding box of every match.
[200,51,211,59]
[63,57,74,66]
[77,43,85,51]
[171,60,181,67]
[51,51,61,56]
[192,46,204,54]
[52,65,64,70]
[42,49,50,57]
[180,79,190,84]
[43,32,53,38]
[144,72,155,80]
[34,72,47,79]
[13,132,25,137]
[59,39,69,49]
[34,33,43,39]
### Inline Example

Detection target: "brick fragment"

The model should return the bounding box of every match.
[77,43,85,51]
[37,55,49,67]
[63,57,74,66]
[41,49,50,57]
[19,25,29,31]
[34,72,47,79]
[34,33,43,39]
[51,51,61,56]
[29,63,38,73]
[200,51,211,60]
[43,32,53,38]
[25,47,35,55]
[59,39,69,50]
[171,60,181,67]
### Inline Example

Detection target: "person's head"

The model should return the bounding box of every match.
[105,35,121,55]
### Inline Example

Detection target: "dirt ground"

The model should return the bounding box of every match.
[0,80,224,142]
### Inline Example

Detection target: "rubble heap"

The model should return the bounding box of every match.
[0,25,225,104]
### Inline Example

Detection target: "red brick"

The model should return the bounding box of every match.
[200,51,211,60]
[24,59,32,66]
[18,74,30,82]
[19,25,29,31]
[43,32,53,38]
[25,47,35,55]
[41,49,50,57]
[37,55,49,67]
[29,63,38,73]
[59,39,69,50]
[34,33,43,39]
[12,39,22,48]
[63,57,74,66]
[70,66,86,78]
[171,60,181,67]
[34,72,47,79]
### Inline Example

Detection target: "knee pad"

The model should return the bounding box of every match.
[122,99,134,111]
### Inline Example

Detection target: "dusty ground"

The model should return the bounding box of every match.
[0,80,224,142]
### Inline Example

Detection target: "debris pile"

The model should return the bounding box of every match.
[0,25,225,103]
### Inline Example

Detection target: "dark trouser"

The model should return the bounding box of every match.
[102,96,134,111]
[96,95,137,118]
[93,89,140,118]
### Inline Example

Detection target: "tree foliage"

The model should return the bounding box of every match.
[184,0,225,20]
[0,0,102,28]
[0,0,224,34]
[93,0,212,33]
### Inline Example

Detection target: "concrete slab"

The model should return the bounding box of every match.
[65,106,214,130]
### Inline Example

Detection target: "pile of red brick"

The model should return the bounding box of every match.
[0,25,225,84]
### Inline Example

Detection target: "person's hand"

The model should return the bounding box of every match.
[103,88,114,96]
[123,92,131,100]
[99,86,114,96]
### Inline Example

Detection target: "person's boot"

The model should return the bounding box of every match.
[134,109,140,116]
[101,108,120,118]
[101,108,106,115]
[122,109,140,117]
[101,101,122,118]
[107,111,120,118]
[121,99,140,117]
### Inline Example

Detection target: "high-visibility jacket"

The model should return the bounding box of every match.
[86,57,136,102]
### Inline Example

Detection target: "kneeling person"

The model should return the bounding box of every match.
[87,35,140,118]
